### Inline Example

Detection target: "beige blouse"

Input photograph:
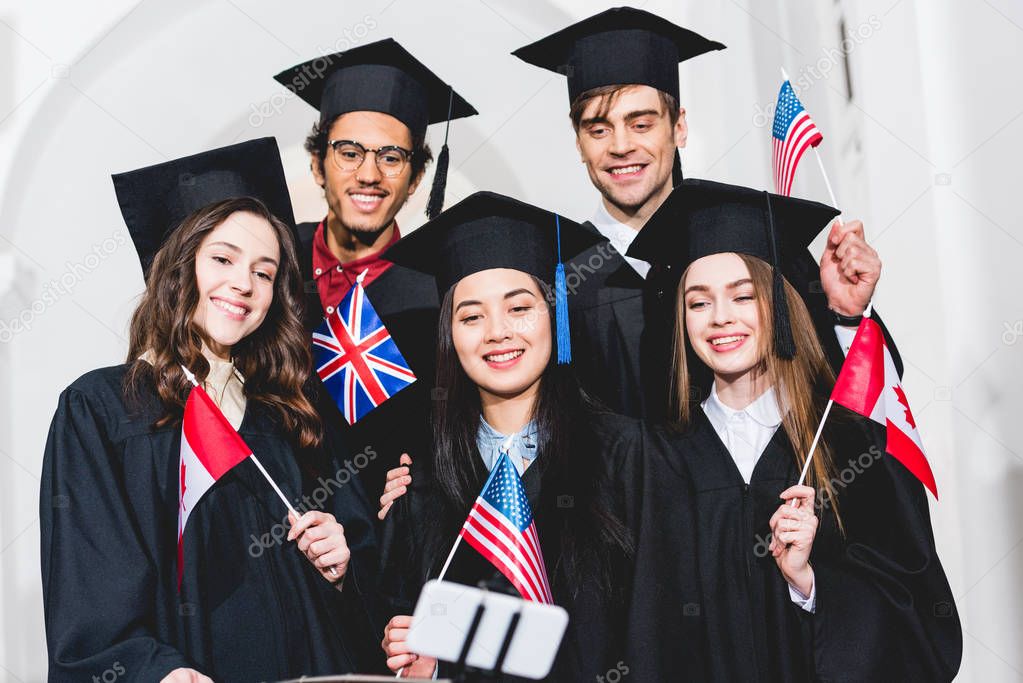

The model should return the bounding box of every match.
[140,349,246,428]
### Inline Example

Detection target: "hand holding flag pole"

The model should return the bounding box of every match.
[178,365,339,578]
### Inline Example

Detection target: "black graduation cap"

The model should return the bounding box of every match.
[382,191,605,364]
[274,38,478,218]
[112,137,296,278]
[626,178,839,359]
[512,7,725,105]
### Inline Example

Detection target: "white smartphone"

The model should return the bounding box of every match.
[406,579,569,680]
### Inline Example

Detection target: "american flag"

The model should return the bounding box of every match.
[459,451,553,603]
[312,279,416,425]
[772,79,823,196]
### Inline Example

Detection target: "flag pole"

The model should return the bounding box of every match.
[812,147,841,222]
[437,535,465,583]
[180,364,338,578]
[792,301,873,496]
[795,401,834,488]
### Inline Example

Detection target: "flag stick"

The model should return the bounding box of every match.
[179,365,338,578]
[437,535,464,582]
[791,302,873,502]
[813,147,841,218]
[795,400,834,490]
[247,453,298,515]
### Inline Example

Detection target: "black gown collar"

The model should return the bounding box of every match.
[579,220,646,290]
[688,409,795,491]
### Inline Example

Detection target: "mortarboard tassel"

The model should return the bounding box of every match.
[554,214,572,364]
[426,88,455,220]
[763,192,796,360]
[672,148,684,187]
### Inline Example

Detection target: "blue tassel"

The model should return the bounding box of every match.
[554,214,571,364]
[555,268,572,366]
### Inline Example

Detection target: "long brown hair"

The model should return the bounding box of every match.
[669,253,843,525]
[125,197,322,448]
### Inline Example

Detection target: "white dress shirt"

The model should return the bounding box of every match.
[590,201,651,279]
[701,384,817,612]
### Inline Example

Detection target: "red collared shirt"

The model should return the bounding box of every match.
[311,219,402,314]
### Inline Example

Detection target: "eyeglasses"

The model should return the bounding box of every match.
[327,139,413,177]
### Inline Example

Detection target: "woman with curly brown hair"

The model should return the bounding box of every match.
[39,139,383,682]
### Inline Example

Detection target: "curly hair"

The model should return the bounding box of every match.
[124,197,322,448]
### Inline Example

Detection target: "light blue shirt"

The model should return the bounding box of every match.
[476,418,539,474]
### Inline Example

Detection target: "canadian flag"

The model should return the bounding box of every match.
[831,316,938,498]
[178,383,252,586]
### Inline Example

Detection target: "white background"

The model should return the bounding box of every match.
[1,0,1021,680]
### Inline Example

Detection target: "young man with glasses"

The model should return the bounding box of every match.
[274,38,476,499]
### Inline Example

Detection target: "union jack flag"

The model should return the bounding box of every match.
[459,450,553,603]
[312,280,416,425]
[772,79,823,196]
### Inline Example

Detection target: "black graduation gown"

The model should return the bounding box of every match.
[566,223,677,421]
[567,221,905,420]
[296,221,440,503]
[381,414,659,683]
[39,364,386,682]
[640,411,962,682]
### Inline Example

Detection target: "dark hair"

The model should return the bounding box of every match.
[124,197,322,448]
[304,114,434,182]
[569,84,681,131]
[430,275,632,598]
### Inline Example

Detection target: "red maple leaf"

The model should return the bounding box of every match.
[893,385,916,430]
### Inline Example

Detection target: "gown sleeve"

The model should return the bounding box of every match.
[810,422,962,682]
[376,456,435,620]
[40,386,193,681]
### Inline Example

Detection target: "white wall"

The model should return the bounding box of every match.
[1,1,1020,680]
